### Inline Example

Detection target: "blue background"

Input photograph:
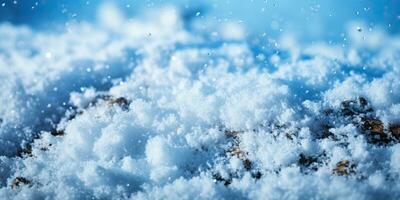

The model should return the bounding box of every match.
[0,0,399,41]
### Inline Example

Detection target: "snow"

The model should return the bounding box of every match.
[0,3,400,200]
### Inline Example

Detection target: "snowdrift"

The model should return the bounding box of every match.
[0,4,400,200]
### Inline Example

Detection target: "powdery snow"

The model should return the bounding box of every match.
[0,4,400,200]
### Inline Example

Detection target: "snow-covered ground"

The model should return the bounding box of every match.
[0,3,400,200]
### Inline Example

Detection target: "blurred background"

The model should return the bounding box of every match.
[0,0,399,42]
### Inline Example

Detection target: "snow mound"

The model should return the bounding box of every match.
[0,4,400,200]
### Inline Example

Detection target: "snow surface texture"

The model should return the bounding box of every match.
[1,4,400,200]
